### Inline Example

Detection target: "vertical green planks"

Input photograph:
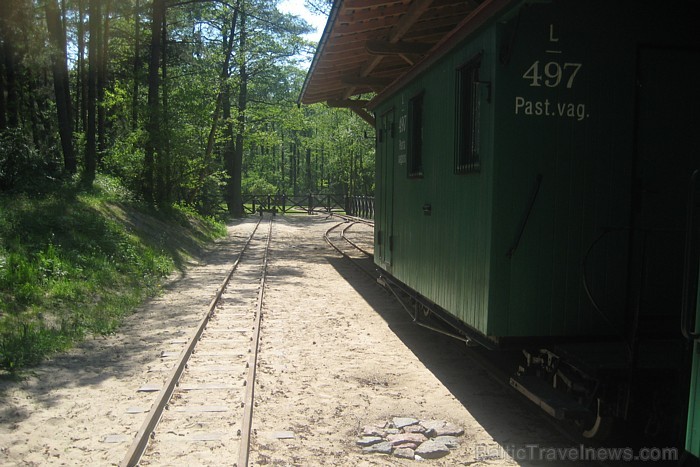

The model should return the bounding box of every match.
[373,0,699,340]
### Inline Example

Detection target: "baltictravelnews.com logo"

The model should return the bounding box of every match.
[475,444,679,463]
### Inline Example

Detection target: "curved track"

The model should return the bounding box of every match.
[121,216,273,467]
[322,215,377,281]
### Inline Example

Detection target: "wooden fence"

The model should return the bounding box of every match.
[242,194,374,219]
[345,195,374,219]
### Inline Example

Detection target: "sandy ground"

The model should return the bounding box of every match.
[0,215,590,466]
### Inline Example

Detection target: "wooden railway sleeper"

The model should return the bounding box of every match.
[120,217,269,467]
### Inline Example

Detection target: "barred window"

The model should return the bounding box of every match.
[455,53,482,174]
[407,92,424,178]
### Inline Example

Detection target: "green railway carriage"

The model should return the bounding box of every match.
[373,0,698,343]
[300,0,700,455]
[368,0,700,446]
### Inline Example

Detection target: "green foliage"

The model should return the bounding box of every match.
[101,129,146,197]
[242,174,277,194]
[1,0,374,210]
[0,0,377,370]
[0,320,72,371]
[0,176,225,373]
[0,128,60,193]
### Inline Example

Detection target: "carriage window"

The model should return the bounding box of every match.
[455,53,482,174]
[407,92,424,178]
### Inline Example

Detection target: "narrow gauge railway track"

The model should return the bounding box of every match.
[121,215,273,467]
[339,221,373,257]
[323,216,377,281]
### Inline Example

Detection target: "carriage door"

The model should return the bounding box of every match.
[376,109,395,269]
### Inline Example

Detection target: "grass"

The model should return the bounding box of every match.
[0,175,227,373]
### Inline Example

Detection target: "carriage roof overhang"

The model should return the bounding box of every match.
[298,0,518,126]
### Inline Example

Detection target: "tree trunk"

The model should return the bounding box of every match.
[305,147,311,194]
[205,2,238,159]
[97,0,111,160]
[280,134,285,192]
[0,1,19,128]
[26,73,42,148]
[320,143,324,191]
[45,0,76,173]
[0,40,7,130]
[190,1,238,205]
[144,0,165,203]
[131,0,140,131]
[292,141,298,196]
[222,46,234,209]
[157,11,170,202]
[227,4,246,217]
[84,0,100,184]
[76,0,86,132]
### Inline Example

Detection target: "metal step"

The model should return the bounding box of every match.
[510,373,591,421]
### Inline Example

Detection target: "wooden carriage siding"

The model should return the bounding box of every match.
[371,1,699,339]
[242,194,374,219]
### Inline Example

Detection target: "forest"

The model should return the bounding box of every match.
[0,0,374,215]
[0,0,374,371]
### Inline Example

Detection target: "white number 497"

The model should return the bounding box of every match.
[523,61,582,88]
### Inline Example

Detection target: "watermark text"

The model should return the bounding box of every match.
[475,444,678,463]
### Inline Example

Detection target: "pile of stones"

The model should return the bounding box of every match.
[357,417,465,460]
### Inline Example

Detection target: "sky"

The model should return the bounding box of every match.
[278,0,329,46]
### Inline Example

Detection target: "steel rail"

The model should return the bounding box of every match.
[341,214,374,226]
[339,221,373,257]
[323,221,345,255]
[310,207,374,227]
[237,217,273,467]
[120,217,264,467]
[323,221,377,282]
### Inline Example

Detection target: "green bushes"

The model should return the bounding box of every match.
[0,128,60,193]
[0,320,72,371]
[0,175,225,373]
